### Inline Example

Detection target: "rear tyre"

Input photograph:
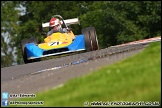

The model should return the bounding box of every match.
[21,39,30,64]
[28,37,38,45]
[21,37,40,64]
[82,28,92,51]
[82,27,99,51]
[87,27,99,50]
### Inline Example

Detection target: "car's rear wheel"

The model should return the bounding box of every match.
[28,37,38,45]
[82,28,92,51]
[87,27,99,50]
[21,39,30,64]
[21,37,40,64]
[82,27,99,51]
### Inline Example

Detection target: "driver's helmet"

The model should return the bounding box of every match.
[49,17,62,30]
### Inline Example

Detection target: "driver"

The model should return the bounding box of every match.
[47,17,68,36]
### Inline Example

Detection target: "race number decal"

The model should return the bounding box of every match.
[48,41,62,46]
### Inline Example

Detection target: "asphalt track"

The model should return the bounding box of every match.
[1,43,151,100]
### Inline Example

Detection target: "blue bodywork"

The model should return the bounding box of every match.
[25,34,85,59]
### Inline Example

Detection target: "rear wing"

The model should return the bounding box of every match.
[42,18,80,28]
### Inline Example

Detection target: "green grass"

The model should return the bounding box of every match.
[9,42,161,107]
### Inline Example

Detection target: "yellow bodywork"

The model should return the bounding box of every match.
[38,31,75,50]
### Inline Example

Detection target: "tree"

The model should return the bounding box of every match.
[1,1,20,67]
[80,1,161,48]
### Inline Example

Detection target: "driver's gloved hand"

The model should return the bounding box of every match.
[62,28,69,33]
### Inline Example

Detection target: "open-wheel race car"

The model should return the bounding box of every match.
[21,15,99,64]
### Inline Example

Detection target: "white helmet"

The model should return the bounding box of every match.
[49,17,62,29]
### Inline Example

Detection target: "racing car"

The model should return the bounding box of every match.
[21,15,99,64]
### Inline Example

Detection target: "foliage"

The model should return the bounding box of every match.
[1,1,20,67]
[80,1,161,47]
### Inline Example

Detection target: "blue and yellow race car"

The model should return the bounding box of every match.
[21,15,99,64]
